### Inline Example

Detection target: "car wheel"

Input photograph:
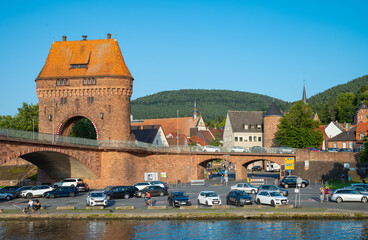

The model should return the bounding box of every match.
[226,199,230,205]
[49,194,55,199]
[284,184,289,188]
[5,195,11,201]
[362,197,368,203]
[216,150,219,152]
[205,201,209,207]
[271,200,275,207]
[160,191,164,197]
[141,193,145,198]
[71,184,75,187]
[336,197,343,203]
[301,183,306,188]
[26,193,33,199]
[69,192,75,197]
[124,193,130,199]
[256,198,261,205]
[251,189,256,195]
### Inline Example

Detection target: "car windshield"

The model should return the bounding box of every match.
[205,192,218,197]
[236,191,248,196]
[91,193,104,198]
[173,193,186,198]
[270,192,282,197]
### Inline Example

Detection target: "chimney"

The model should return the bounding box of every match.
[62,36,67,41]
[82,35,87,41]
[107,33,111,39]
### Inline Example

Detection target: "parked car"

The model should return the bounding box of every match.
[350,183,368,191]
[12,186,34,198]
[76,183,89,192]
[0,192,13,201]
[86,191,108,207]
[103,186,138,199]
[43,186,78,198]
[134,182,153,190]
[278,146,295,154]
[330,188,368,203]
[52,178,84,188]
[353,148,361,152]
[257,185,288,196]
[251,146,267,153]
[279,177,309,188]
[347,186,368,195]
[266,163,280,172]
[226,190,253,206]
[231,146,248,153]
[167,191,191,207]
[251,166,262,171]
[256,191,289,206]
[0,186,21,195]
[134,185,168,198]
[327,148,339,152]
[202,145,220,152]
[231,183,258,194]
[305,148,322,152]
[149,181,168,189]
[197,191,221,206]
[21,185,54,198]
[339,148,353,152]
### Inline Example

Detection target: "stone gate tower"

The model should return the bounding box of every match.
[36,34,133,141]
[263,101,283,147]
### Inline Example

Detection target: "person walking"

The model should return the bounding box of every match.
[324,186,329,203]
[320,187,324,203]
[220,174,224,185]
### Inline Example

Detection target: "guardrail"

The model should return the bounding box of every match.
[0,127,298,154]
[190,179,206,186]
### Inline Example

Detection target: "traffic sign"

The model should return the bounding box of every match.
[285,157,294,170]
[288,170,291,174]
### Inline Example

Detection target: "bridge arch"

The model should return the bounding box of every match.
[57,114,99,140]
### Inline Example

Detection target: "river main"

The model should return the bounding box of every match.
[0,219,367,239]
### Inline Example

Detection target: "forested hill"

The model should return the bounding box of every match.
[131,89,291,121]
[308,75,368,105]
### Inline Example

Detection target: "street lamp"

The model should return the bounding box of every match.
[223,154,230,186]
[32,116,35,140]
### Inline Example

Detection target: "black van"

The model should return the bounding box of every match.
[103,186,138,200]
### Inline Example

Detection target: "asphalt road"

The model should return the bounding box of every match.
[1,182,368,211]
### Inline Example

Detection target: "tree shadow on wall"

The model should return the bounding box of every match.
[321,163,348,182]
[355,153,368,180]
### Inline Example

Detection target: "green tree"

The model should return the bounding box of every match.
[275,101,323,148]
[70,118,97,139]
[337,92,356,123]
[209,133,221,146]
[360,135,368,163]
[0,103,38,131]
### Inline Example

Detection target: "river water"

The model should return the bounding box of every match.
[0,219,367,239]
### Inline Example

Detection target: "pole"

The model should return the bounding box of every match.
[32,116,35,140]
[52,99,55,143]
[176,110,179,148]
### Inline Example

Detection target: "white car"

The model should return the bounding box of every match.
[197,191,222,206]
[21,185,54,198]
[149,181,168,189]
[231,146,248,153]
[202,145,221,152]
[330,188,368,203]
[134,182,153,190]
[231,183,258,194]
[86,191,108,207]
[0,192,13,201]
[52,178,84,188]
[256,191,289,206]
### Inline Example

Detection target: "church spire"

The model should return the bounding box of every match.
[193,100,198,120]
[302,80,307,103]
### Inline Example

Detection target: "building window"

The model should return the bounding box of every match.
[360,133,365,140]
[258,137,261,142]
[61,98,67,104]
[244,124,248,130]
[333,143,337,148]
[349,142,353,148]
[70,64,88,69]
[239,137,243,142]
[57,80,60,85]
[65,79,69,85]
[88,78,91,84]
[235,137,238,142]
[88,97,94,103]
[249,136,252,142]
[253,136,257,142]
[92,78,96,84]
[257,125,261,130]
[84,78,87,84]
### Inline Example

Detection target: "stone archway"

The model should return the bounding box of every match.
[57,115,99,140]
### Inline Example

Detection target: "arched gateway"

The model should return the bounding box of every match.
[36,34,133,141]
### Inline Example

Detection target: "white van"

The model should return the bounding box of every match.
[266,163,280,172]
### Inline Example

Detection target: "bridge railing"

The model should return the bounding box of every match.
[0,127,98,147]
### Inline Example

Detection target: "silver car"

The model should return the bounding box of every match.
[330,188,368,203]
[230,146,248,153]
[86,191,108,207]
[231,183,258,194]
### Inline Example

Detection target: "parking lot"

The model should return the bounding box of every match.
[1,179,367,212]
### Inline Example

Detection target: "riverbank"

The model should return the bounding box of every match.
[1,207,368,220]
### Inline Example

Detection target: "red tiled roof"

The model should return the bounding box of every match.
[37,38,132,79]
[356,122,368,133]
[189,136,207,146]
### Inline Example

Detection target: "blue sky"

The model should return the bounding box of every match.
[1,0,367,115]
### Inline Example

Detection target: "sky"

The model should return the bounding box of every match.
[0,0,368,115]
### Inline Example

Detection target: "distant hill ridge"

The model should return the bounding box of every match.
[131,75,368,121]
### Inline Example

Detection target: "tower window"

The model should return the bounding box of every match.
[61,97,67,104]
[84,78,87,84]
[70,64,88,69]
[88,97,94,103]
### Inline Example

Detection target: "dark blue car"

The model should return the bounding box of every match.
[43,186,78,198]
[167,191,191,207]
[226,190,253,206]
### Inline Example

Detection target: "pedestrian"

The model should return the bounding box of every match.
[341,173,345,183]
[324,186,329,202]
[220,174,224,185]
[34,199,41,212]
[23,199,34,214]
[320,187,324,203]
